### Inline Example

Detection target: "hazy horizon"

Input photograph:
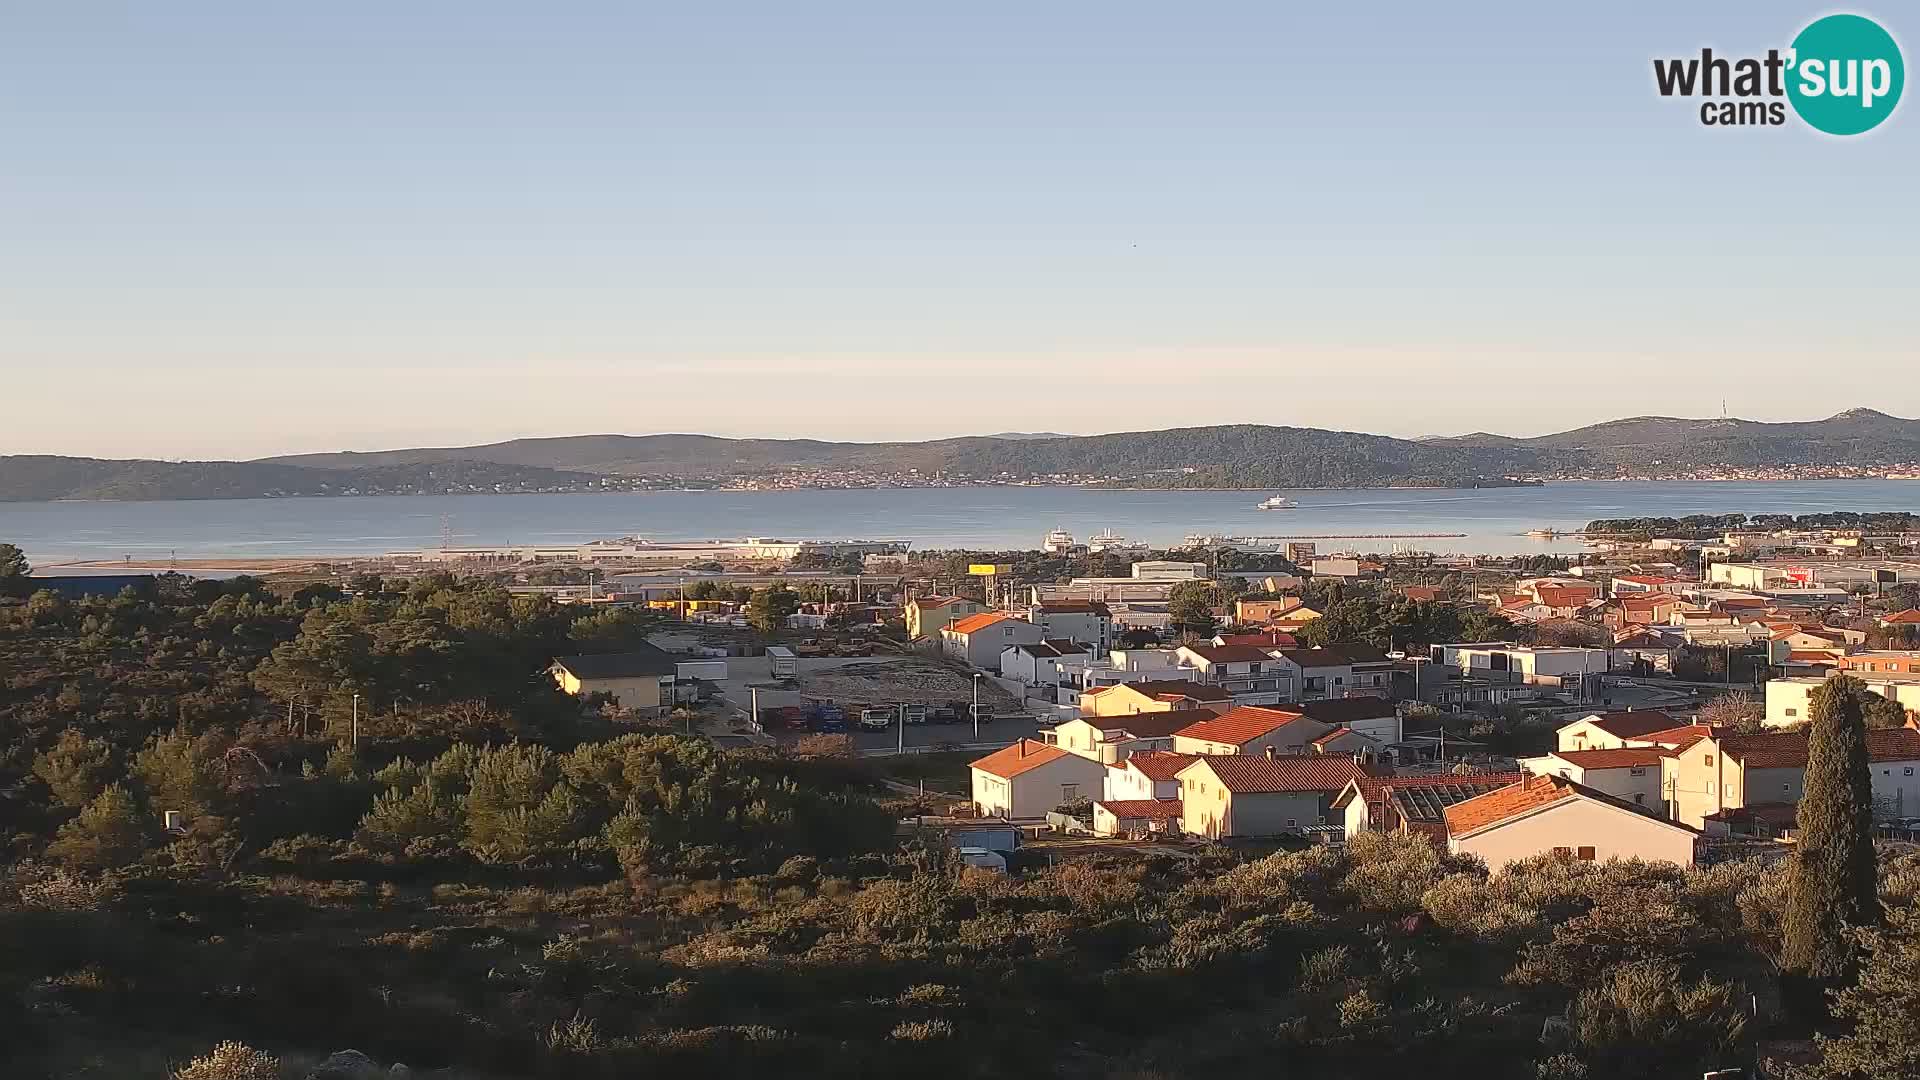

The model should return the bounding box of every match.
[5,2,1916,459]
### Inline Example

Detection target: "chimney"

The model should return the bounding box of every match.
[1264,745,1277,761]
[1020,740,1030,757]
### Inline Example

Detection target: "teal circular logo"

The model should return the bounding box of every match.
[1786,14,1904,135]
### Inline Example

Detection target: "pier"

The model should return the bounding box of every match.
[1228,533,1469,541]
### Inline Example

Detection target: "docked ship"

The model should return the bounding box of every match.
[1042,527,1076,553]
[1256,495,1297,510]
[1086,527,1146,554]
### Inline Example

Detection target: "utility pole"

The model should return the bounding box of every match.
[972,673,983,741]
[750,685,761,735]
[351,693,360,749]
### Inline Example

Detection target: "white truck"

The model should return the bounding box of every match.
[765,646,797,680]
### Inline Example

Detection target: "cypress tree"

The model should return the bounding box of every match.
[1782,675,1881,1018]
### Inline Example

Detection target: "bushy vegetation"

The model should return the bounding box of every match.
[3,560,1917,1077]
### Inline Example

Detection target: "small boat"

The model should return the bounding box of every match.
[1527,528,1559,539]
[1256,495,1297,510]
[1042,527,1076,553]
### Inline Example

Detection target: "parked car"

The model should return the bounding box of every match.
[859,707,894,731]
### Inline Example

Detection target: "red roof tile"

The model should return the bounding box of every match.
[1122,751,1200,781]
[970,739,1074,779]
[1719,729,1920,770]
[1092,710,1219,740]
[1111,680,1231,702]
[1884,608,1920,624]
[1444,774,1584,835]
[1580,711,1679,739]
[1173,705,1319,746]
[946,611,1018,635]
[1184,644,1281,664]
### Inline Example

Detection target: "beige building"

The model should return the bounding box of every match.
[1045,710,1217,764]
[1554,710,1681,752]
[1445,774,1700,873]
[969,739,1107,820]
[1177,753,1376,839]
[1520,748,1668,811]
[550,647,678,714]
[1663,727,1920,829]
[1766,675,1920,728]
[906,595,985,640]
[1078,680,1231,717]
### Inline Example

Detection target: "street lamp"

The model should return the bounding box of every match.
[972,673,983,740]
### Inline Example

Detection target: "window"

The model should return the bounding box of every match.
[1706,781,1714,794]
[1704,754,1714,766]
[1577,846,1596,861]
[1285,818,1297,828]
[1785,708,1797,717]
[1060,784,1078,800]
[1629,766,1646,776]
[1634,793,1646,805]
[1553,846,1573,856]
[1906,767,1915,777]
[1784,783,1792,793]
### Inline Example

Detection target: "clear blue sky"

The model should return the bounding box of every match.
[2,2,1915,458]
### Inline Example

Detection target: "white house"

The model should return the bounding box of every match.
[1766,675,1920,728]
[1519,748,1668,811]
[1101,750,1197,802]
[941,612,1044,669]
[1174,643,1295,706]
[999,640,1090,686]
[1445,774,1701,873]
[969,739,1108,820]
[1030,601,1115,653]
[1045,709,1217,764]
[1554,710,1681,752]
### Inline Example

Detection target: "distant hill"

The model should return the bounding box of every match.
[5,409,1917,501]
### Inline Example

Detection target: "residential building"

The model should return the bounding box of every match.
[1663,727,1920,828]
[1445,774,1701,873]
[1092,799,1185,839]
[1177,753,1380,839]
[1030,600,1115,653]
[1434,643,1624,687]
[969,739,1107,820]
[941,612,1044,668]
[1295,697,1404,744]
[1175,643,1294,705]
[1235,598,1307,625]
[1766,675,1920,728]
[1214,629,1300,649]
[1837,650,1920,677]
[1101,750,1198,802]
[1555,710,1681,752]
[1334,773,1525,842]
[999,640,1090,686]
[550,645,679,714]
[1079,680,1231,717]
[1170,706,1333,756]
[1046,710,1218,764]
[1310,557,1362,579]
[1270,644,1394,700]
[1520,748,1668,810]
[906,595,985,640]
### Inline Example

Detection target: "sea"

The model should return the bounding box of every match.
[5,480,1920,567]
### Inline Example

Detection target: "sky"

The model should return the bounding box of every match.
[2,2,1917,459]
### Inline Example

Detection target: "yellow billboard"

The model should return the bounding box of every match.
[969,563,1012,576]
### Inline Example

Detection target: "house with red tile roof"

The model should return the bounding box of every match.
[1880,608,1920,628]
[940,611,1043,668]
[1174,643,1296,706]
[1332,772,1526,842]
[906,595,986,640]
[1171,706,1334,757]
[1092,798,1185,838]
[1101,750,1199,802]
[1046,711,1218,765]
[969,739,1107,820]
[1213,630,1301,649]
[1665,726,1920,828]
[1520,747,1671,810]
[1444,774,1700,872]
[1554,710,1680,753]
[1176,753,1382,839]
[1078,679,1231,718]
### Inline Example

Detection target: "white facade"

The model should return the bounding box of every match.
[971,754,1107,820]
[1766,675,1920,728]
[1450,796,1698,873]
[1520,754,1664,810]
[1032,607,1114,652]
[942,618,1044,669]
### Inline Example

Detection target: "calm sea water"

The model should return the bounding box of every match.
[5,480,1920,565]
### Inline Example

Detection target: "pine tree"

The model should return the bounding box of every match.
[1782,675,1881,1018]
[48,784,153,870]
